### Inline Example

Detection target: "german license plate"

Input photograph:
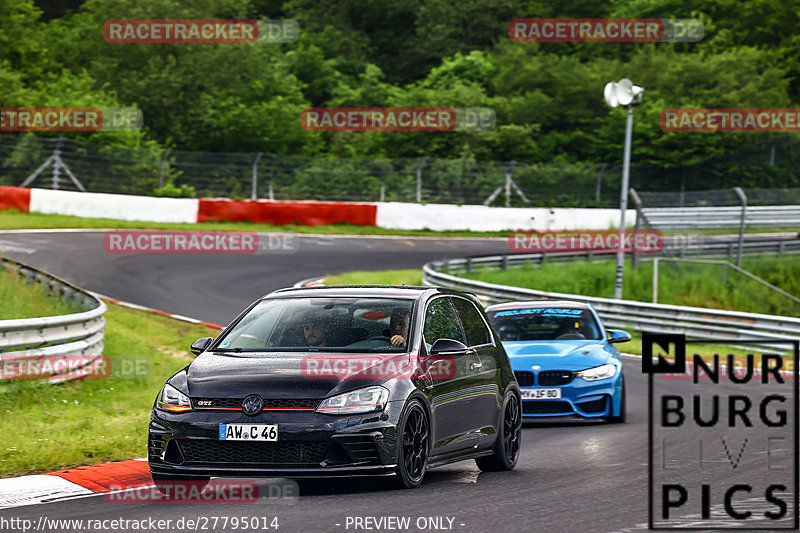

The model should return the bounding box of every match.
[521,388,561,399]
[219,424,278,441]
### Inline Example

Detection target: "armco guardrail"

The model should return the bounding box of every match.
[455,235,800,273]
[422,259,800,348]
[642,205,800,229]
[0,258,106,381]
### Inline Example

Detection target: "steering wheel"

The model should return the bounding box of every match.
[555,333,586,340]
[367,335,392,343]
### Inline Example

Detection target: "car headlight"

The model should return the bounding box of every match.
[316,386,389,415]
[577,364,617,381]
[157,384,192,412]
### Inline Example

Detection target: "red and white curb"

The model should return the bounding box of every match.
[97,294,224,330]
[0,459,151,509]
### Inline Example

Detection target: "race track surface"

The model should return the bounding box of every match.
[0,230,792,533]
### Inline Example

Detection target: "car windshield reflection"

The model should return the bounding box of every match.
[212,297,415,353]
[488,307,602,341]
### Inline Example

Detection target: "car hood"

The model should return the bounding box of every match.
[502,340,611,371]
[182,351,411,399]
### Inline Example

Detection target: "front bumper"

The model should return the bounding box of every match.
[519,374,621,418]
[148,403,402,478]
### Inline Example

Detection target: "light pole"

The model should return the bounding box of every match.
[604,78,644,300]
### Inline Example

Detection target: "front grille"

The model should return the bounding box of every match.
[538,371,574,386]
[514,371,534,386]
[192,398,319,410]
[577,397,607,414]
[522,400,573,414]
[178,439,328,465]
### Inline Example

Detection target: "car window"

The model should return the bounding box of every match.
[487,307,602,341]
[452,297,490,347]
[215,297,414,352]
[423,297,466,348]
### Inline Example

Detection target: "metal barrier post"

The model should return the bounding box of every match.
[416,157,426,203]
[630,187,643,269]
[733,187,747,267]
[652,257,659,303]
[159,150,167,189]
[251,152,263,200]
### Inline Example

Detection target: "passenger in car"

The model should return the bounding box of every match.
[389,309,411,347]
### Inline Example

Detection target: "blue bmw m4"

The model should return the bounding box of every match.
[485,300,631,422]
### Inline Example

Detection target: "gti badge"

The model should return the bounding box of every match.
[242,394,264,416]
[532,365,541,371]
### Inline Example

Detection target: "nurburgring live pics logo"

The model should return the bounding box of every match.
[509,229,663,253]
[643,332,799,529]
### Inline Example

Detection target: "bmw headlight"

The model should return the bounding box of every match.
[157,384,193,412]
[577,364,617,381]
[316,386,389,415]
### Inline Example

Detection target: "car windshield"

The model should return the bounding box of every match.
[213,297,415,353]
[488,307,601,341]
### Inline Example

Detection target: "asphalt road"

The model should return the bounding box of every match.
[0,230,795,533]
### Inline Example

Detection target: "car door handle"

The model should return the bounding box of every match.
[470,362,483,370]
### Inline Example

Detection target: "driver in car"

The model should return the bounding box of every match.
[303,311,332,347]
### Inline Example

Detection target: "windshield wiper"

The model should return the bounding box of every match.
[211,347,244,352]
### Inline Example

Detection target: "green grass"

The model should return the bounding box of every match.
[0,302,219,477]
[460,255,800,318]
[0,268,83,319]
[0,209,507,238]
[325,269,424,286]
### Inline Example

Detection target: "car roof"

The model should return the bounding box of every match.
[486,300,592,312]
[264,285,467,300]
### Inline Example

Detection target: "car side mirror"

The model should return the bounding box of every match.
[607,330,632,344]
[430,338,468,355]
[190,337,214,355]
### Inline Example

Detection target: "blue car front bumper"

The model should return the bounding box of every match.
[518,373,622,418]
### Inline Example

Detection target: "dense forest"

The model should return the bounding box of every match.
[2,0,800,198]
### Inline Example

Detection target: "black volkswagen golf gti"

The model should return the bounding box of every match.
[148,285,521,489]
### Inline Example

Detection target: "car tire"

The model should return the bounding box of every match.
[386,399,430,489]
[608,377,626,423]
[475,392,522,472]
[151,472,210,496]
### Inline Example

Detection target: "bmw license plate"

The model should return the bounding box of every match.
[521,388,561,399]
[219,424,278,441]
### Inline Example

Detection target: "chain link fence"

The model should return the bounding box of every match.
[1,134,799,207]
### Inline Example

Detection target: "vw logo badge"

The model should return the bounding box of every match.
[241,394,263,416]
[532,365,541,371]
